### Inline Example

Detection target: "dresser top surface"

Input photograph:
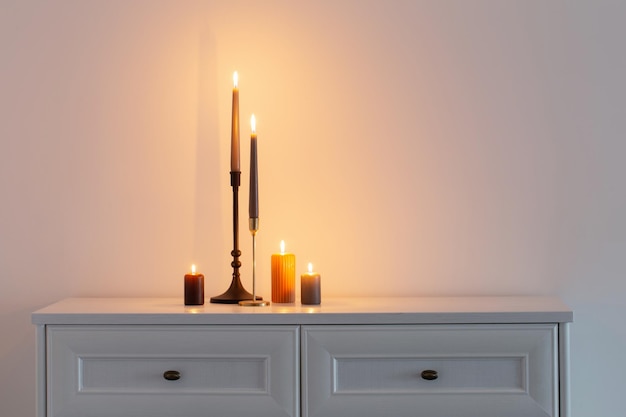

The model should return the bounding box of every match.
[32,296,572,325]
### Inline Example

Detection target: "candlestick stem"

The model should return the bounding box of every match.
[240,218,269,307]
[251,224,256,298]
[211,172,259,304]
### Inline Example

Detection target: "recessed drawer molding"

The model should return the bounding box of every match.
[79,355,269,394]
[333,356,527,394]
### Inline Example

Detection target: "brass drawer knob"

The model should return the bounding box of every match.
[421,369,438,381]
[163,370,181,381]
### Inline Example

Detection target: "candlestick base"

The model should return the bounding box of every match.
[211,279,263,304]
[239,299,270,307]
[210,277,262,304]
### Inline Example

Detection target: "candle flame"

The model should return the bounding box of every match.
[251,114,256,133]
[233,71,238,88]
[308,262,313,273]
[191,264,196,274]
[280,240,285,254]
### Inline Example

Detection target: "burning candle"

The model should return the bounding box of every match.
[184,264,204,305]
[271,240,296,303]
[249,114,259,219]
[231,71,240,172]
[301,262,321,305]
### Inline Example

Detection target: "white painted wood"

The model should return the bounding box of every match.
[35,324,46,417]
[31,296,573,325]
[32,297,572,417]
[559,322,571,417]
[302,324,557,417]
[47,325,298,417]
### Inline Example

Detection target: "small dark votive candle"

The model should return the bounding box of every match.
[184,264,204,305]
[301,262,321,305]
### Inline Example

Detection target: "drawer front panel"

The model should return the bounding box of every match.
[302,324,557,417]
[48,325,298,417]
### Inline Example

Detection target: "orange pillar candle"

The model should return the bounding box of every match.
[271,240,296,303]
[301,262,321,305]
[184,264,204,305]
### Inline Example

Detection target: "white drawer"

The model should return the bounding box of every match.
[302,324,558,417]
[47,325,298,417]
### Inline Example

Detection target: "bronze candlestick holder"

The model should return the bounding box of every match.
[210,171,259,304]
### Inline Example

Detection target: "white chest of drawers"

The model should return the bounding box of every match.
[32,296,572,417]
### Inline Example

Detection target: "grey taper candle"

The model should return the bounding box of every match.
[249,114,259,218]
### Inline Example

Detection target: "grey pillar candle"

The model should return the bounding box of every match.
[249,114,259,218]
[301,263,321,305]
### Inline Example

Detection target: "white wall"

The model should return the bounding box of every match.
[1,1,624,415]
